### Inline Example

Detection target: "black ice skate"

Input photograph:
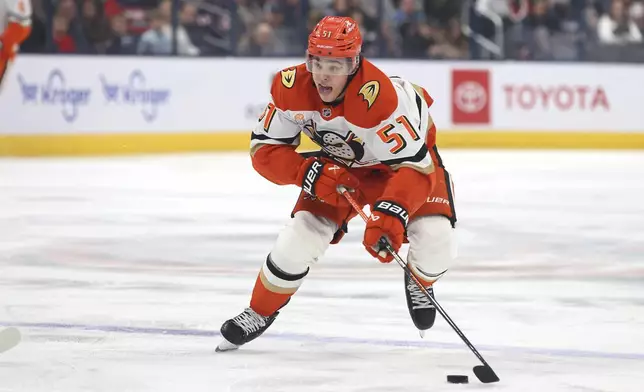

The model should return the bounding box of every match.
[404,273,436,338]
[216,307,279,352]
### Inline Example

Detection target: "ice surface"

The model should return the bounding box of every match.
[1,150,643,392]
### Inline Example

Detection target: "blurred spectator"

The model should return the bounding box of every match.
[137,0,200,55]
[52,0,91,53]
[395,0,435,58]
[238,21,291,55]
[235,0,261,54]
[629,0,644,35]
[159,0,172,24]
[280,0,303,27]
[310,0,332,10]
[236,0,263,30]
[265,0,304,54]
[324,0,353,16]
[581,0,601,40]
[181,2,203,49]
[137,9,164,55]
[473,0,529,58]
[549,0,585,60]
[105,13,139,54]
[104,0,125,19]
[423,0,464,22]
[429,17,468,58]
[235,0,303,56]
[376,0,405,56]
[52,15,77,53]
[56,0,77,21]
[516,0,584,61]
[20,0,47,53]
[395,0,426,27]
[597,0,643,43]
[181,2,199,26]
[23,0,644,61]
[81,0,112,52]
[137,10,168,54]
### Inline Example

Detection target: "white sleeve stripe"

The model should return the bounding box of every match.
[8,12,31,24]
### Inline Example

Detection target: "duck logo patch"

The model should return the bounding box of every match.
[281,68,296,89]
[358,80,380,109]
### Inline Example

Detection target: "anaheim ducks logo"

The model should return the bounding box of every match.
[358,80,380,109]
[314,130,365,162]
[301,119,365,165]
[281,68,296,89]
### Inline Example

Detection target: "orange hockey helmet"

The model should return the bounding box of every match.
[306,16,362,76]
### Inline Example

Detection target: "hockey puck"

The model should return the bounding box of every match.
[446,375,469,384]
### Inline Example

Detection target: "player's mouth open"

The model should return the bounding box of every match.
[318,85,332,94]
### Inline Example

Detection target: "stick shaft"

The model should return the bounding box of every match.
[340,188,495,369]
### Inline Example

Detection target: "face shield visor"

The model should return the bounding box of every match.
[305,52,359,76]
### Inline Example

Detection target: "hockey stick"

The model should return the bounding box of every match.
[0,327,21,354]
[338,186,500,384]
[0,53,10,88]
[0,61,8,89]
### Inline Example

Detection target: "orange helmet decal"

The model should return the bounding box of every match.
[308,16,363,58]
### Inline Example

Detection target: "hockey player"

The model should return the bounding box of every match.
[0,0,31,86]
[217,16,457,352]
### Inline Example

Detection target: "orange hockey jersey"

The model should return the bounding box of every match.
[250,58,439,215]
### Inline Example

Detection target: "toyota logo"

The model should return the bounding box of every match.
[454,81,487,113]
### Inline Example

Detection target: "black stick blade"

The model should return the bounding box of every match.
[473,365,500,383]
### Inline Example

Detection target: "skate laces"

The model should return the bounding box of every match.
[408,281,434,310]
[232,308,267,334]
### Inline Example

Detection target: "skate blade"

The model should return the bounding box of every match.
[418,329,426,339]
[216,338,239,353]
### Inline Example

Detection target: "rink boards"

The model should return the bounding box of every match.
[1,55,643,155]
